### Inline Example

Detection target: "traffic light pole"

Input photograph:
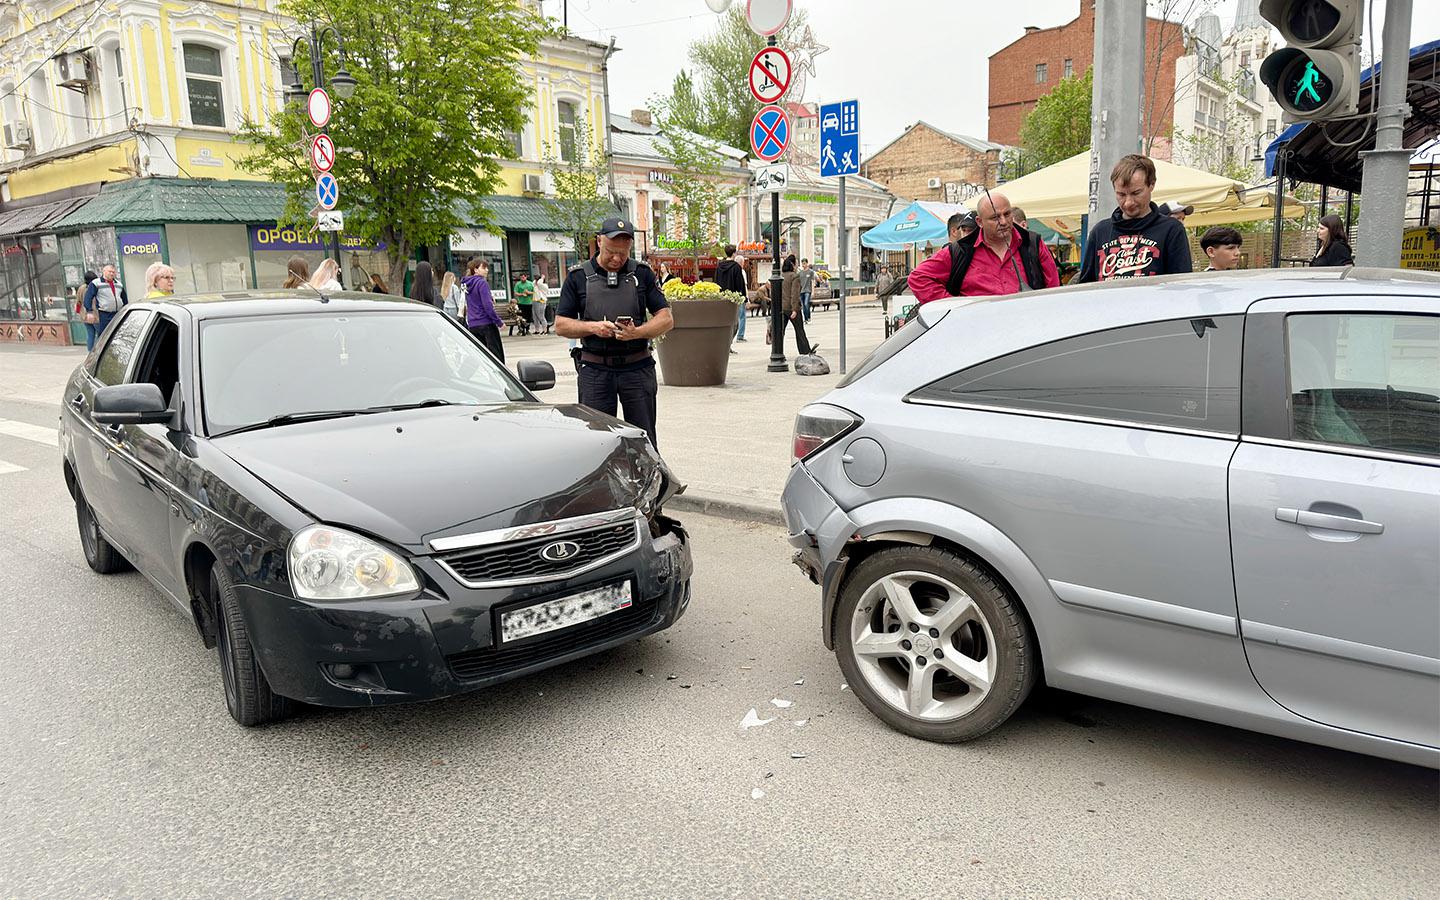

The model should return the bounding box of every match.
[1086,0,1146,223]
[1356,0,1413,267]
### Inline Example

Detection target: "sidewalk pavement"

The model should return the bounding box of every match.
[0,299,889,525]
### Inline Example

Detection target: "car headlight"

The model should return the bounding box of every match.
[287,525,420,601]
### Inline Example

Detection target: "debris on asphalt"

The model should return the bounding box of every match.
[793,678,805,686]
[794,719,809,727]
[740,665,753,670]
[751,788,765,800]
[790,752,808,759]
[680,683,692,689]
[840,682,850,691]
[740,708,775,729]
[770,698,794,708]
[667,674,678,681]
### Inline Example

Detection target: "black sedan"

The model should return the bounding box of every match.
[60,291,691,725]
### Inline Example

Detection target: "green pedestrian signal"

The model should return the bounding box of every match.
[1290,59,1330,110]
[1258,0,1360,121]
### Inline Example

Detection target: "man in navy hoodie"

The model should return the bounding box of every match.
[1077,154,1192,283]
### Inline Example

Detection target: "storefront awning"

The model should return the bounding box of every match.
[0,196,93,237]
[51,177,287,229]
[460,195,622,233]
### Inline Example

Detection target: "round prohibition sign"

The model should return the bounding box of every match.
[310,133,336,173]
[750,105,791,162]
[749,47,792,104]
[315,172,340,210]
[306,87,332,129]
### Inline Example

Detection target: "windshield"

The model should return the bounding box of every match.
[200,311,528,436]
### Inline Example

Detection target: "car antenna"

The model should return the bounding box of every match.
[294,276,330,303]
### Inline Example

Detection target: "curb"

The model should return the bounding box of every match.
[667,491,786,527]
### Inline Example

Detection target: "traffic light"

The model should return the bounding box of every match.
[1258,0,1362,121]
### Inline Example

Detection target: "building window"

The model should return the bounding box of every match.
[557,100,577,162]
[183,43,225,127]
[1035,63,1048,84]
[812,225,826,263]
[1266,117,1277,136]
[502,127,523,159]
[651,199,668,238]
[1240,49,1251,68]
[1063,58,1073,79]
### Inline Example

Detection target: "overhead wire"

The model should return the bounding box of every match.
[0,1,105,101]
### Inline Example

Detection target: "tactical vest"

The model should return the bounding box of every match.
[580,259,649,356]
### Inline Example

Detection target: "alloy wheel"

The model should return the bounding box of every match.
[848,570,997,721]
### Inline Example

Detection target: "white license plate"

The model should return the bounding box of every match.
[499,582,633,643]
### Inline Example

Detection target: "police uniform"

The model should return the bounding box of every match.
[557,224,669,447]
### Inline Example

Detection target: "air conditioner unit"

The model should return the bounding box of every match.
[4,121,32,150]
[926,177,943,189]
[55,51,92,87]
[522,173,543,193]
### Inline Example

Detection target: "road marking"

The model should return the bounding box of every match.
[0,418,59,448]
[0,459,26,475]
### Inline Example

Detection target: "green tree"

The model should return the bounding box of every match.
[1018,67,1093,168]
[663,70,705,136]
[541,116,614,259]
[651,102,741,278]
[662,6,810,153]
[238,0,548,288]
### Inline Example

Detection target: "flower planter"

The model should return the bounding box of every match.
[656,298,739,387]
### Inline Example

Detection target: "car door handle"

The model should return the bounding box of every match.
[1275,507,1384,534]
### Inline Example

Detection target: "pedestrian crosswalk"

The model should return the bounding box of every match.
[0,417,60,477]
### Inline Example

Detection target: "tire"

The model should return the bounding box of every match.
[211,561,292,726]
[75,484,127,574]
[835,545,1037,743]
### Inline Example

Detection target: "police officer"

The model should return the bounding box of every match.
[555,217,673,447]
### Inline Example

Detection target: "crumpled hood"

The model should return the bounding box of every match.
[214,403,666,553]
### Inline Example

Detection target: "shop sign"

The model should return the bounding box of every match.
[647,170,674,184]
[783,191,836,205]
[654,235,698,250]
[1400,227,1440,271]
[738,241,768,254]
[119,232,163,256]
[248,225,384,252]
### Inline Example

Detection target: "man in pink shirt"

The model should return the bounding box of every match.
[907,191,1060,302]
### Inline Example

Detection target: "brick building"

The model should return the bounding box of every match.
[859,122,1005,204]
[987,1,1185,161]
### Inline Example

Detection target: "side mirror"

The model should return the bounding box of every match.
[92,383,172,425]
[516,359,555,392]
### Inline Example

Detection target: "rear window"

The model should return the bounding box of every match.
[910,316,1244,434]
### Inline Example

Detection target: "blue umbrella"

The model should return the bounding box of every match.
[861,201,968,250]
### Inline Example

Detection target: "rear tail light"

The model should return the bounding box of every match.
[793,404,861,461]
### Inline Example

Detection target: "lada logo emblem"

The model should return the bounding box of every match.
[539,540,581,563]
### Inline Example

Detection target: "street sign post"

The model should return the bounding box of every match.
[310,133,335,173]
[315,172,340,210]
[744,0,792,36]
[748,47,792,104]
[306,87,332,129]
[317,210,344,232]
[819,100,860,373]
[750,105,791,162]
[753,162,791,193]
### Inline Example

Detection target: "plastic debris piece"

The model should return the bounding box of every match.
[793,678,805,686]
[680,683,692,689]
[666,674,678,681]
[740,708,775,729]
[740,665,753,670]
[840,683,850,691]
[790,752,808,759]
[794,719,809,727]
[770,698,794,708]
[751,788,765,800]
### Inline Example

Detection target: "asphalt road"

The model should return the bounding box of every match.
[0,388,1435,898]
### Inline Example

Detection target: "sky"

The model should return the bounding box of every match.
[546,0,1440,159]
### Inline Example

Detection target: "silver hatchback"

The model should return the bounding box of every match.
[782,269,1439,767]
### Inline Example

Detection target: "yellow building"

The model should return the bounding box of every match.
[0,0,614,338]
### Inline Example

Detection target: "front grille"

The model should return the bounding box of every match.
[440,521,639,586]
[446,593,662,681]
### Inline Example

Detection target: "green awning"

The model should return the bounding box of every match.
[52,177,287,229]
[460,194,622,232]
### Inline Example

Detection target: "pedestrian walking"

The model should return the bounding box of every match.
[1200,226,1244,271]
[410,260,440,307]
[715,244,748,343]
[282,256,310,288]
[1310,214,1354,267]
[778,255,817,357]
[144,262,176,298]
[85,264,127,341]
[1077,154,1193,282]
[368,273,390,293]
[798,258,815,322]
[440,271,463,319]
[463,258,505,362]
[77,270,99,351]
[555,217,673,448]
[908,195,1058,302]
[530,276,550,335]
[310,258,343,291]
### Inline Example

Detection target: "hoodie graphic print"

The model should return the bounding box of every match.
[1078,202,1193,283]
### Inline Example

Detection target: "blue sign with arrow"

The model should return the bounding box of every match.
[315,172,340,210]
[819,99,860,177]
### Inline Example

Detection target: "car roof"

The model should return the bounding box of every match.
[132,289,434,320]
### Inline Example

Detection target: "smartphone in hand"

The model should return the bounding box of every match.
[616,316,635,328]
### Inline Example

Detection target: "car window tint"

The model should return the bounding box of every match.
[1287,313,1439,458]
[200,311,528,435]
[912,316,1243,433]
[93,310,153,386]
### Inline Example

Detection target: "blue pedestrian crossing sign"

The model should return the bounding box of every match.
[819,99,860,177]
[315,173,340,210]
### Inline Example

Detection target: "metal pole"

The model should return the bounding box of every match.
[838,174,847,373]
[1356,0,1413,267]
[1272,148,1287,267]
[308,25,342,277]
[1345,190,1355,235]
[766,34,787,373]
[1088,0,1146,221]
[1320,184,1329,219]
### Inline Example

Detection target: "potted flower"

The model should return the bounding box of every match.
[655,279,744,386]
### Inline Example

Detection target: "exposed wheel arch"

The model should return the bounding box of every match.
[184,542,220,649]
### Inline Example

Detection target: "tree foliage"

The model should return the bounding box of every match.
[238,0,548,287]
[1018,67,1093,169]
[542,116,614,259]
[661,6,810,153]
[651,101,741,277]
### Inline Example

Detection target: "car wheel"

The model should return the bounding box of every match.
[75,485,127,574]
[211,561,292,727]
[835,546,1037,742]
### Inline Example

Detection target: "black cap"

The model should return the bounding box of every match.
[958,210,978,228]
[599,216,635,238]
